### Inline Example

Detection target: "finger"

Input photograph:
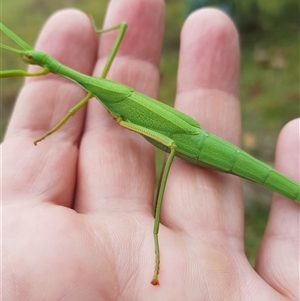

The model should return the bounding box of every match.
[75,0,165,213]
[177,8,240,140]
[162,9,243,239]
[3,10,98,206]
[256,119,299,298]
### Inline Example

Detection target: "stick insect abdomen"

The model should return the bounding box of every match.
[174,131,300,202]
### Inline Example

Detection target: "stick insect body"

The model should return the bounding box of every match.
[1,21,299,285]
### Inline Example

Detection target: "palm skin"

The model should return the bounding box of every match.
[3,0,299,300]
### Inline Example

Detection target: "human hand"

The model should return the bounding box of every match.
[3,0,299,300]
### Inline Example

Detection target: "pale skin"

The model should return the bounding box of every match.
[2,0,299,300]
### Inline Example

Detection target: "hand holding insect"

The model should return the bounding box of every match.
[2,0,299,299]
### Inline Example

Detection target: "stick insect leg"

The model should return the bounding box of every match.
[0,68,50,78]
[34,92,93,145]
[116,118,177,285]
[90,18,128,79]
[151,146,176,285]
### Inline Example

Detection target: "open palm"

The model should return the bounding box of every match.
[3,0,299,300]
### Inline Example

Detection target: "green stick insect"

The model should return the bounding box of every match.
[1,21,299,286]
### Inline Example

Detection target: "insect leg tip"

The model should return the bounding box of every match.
[33,137,43,145]
[150,279,160,286]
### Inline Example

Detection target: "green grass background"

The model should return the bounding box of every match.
[1,0,299,266]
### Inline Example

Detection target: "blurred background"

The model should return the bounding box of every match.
[1,0,299,266]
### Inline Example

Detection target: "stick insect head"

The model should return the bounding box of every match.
[0,23,47,66]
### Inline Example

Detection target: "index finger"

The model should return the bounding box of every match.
[3,10,98,206]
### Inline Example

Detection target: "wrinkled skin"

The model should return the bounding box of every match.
[3,0,299,300]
